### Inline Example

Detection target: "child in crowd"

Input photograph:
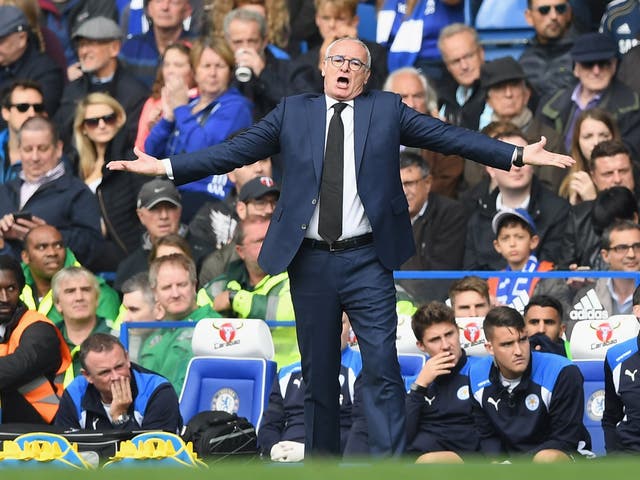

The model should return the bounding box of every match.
[488,208,569,312]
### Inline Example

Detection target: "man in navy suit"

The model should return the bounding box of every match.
[108,38,573,457]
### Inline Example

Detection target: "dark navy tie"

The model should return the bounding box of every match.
[319,102,348,243]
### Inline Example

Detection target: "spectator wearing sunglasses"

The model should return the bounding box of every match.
[535,31,640,162]
[519,0,577,105]
[0,80,47,184]
[0,6,63,131]
[71,93,147,272]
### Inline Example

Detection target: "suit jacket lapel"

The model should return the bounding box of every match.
[354,93,373,176]
[307,95,327,183]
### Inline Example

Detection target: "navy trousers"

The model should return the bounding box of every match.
[287,242,406,456]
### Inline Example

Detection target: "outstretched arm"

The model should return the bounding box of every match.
[523,136,575,168]
[107,147,167,176]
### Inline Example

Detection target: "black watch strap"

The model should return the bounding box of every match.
[512,146,525,167]
[410,382,429,395]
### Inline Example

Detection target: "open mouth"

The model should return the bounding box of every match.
[337,75,349,87]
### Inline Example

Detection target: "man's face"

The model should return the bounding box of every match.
[321,39,371,101]
[524,305,565,342]
[82,346,131,403]
[54,275,98,325]
[591,154,635,192]
[0,269,21,323]
[315,3,358,40]
[452,290,490,318]
[439,30,484,87]
[122,290,162,322]
[76,38,120,76]
[19,128,62,182]
[525,0,572,43]
[485,326,530,379]
[237,193,278,220]
[146,0,192,30]
[153,263,196,319]
[389,71,427,113]
[574,58,617,94]
[578,117,613,162]
[136,202,182,241]
[417,321,462,364]
[225,19,267,54]
[400,165,431,218]
[493,224,539,270]
[21,226,66,280]
[602,228,640,272]
[236,220,268,273]
[486,80,530,120]
[228,158,272,192]
[0,31,27,66]
[1,87,45,134]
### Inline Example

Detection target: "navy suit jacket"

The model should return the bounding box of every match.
[170,91,515,275]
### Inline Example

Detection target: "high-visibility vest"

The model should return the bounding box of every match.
[0,311,72,423]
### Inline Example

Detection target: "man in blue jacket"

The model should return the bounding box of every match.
[55,333,182,432]
[469,306,590,461]
[406,301,480,463]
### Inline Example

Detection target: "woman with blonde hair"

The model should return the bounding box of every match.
[144,37,252,220]
[73,92,146,271]
[558,108,622,205]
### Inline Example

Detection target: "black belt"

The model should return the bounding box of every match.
[302,233,373,252]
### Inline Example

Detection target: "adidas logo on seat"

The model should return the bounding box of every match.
[570,289,609,320]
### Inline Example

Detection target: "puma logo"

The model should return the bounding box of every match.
[293,378,302,388]
[487,397,501,411]
[423,395,435,406]
[625,369,638,382]
[92,418,99,430]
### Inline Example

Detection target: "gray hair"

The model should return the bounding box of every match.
[121,272,155,307]
[325,37,371,69]
[51,266,99,303]
[383,67,438,113]
[437,23,480,54]
[223,8,267,41]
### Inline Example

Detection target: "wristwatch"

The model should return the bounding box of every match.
[113,413,130,426]
[410,382,429,395]
[512,146,525,167]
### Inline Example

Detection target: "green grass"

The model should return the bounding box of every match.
[1,456,640,480]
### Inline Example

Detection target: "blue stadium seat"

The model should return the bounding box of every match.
[357,3,377,42]
[574,360,606,456]
[179,356,277,429]
[398,353,426,390]
[465,0,534,60]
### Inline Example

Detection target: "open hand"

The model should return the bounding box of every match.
[107,146,166,176]
[523,136,575,168]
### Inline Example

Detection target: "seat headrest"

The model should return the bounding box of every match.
[396,313,422,354]
[191,318,275,359]
[456,317,489,357]
[570,314,640,360]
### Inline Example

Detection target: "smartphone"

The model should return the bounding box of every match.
[13,211,32,221]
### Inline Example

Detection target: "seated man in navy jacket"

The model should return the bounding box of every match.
[469,306,590,462]
[55,333,182,432]
[406,301,480,463]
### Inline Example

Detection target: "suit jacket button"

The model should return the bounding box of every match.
[311,198,317,205]
[301,224,307,230]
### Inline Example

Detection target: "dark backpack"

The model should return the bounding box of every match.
[181,411,258,458]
